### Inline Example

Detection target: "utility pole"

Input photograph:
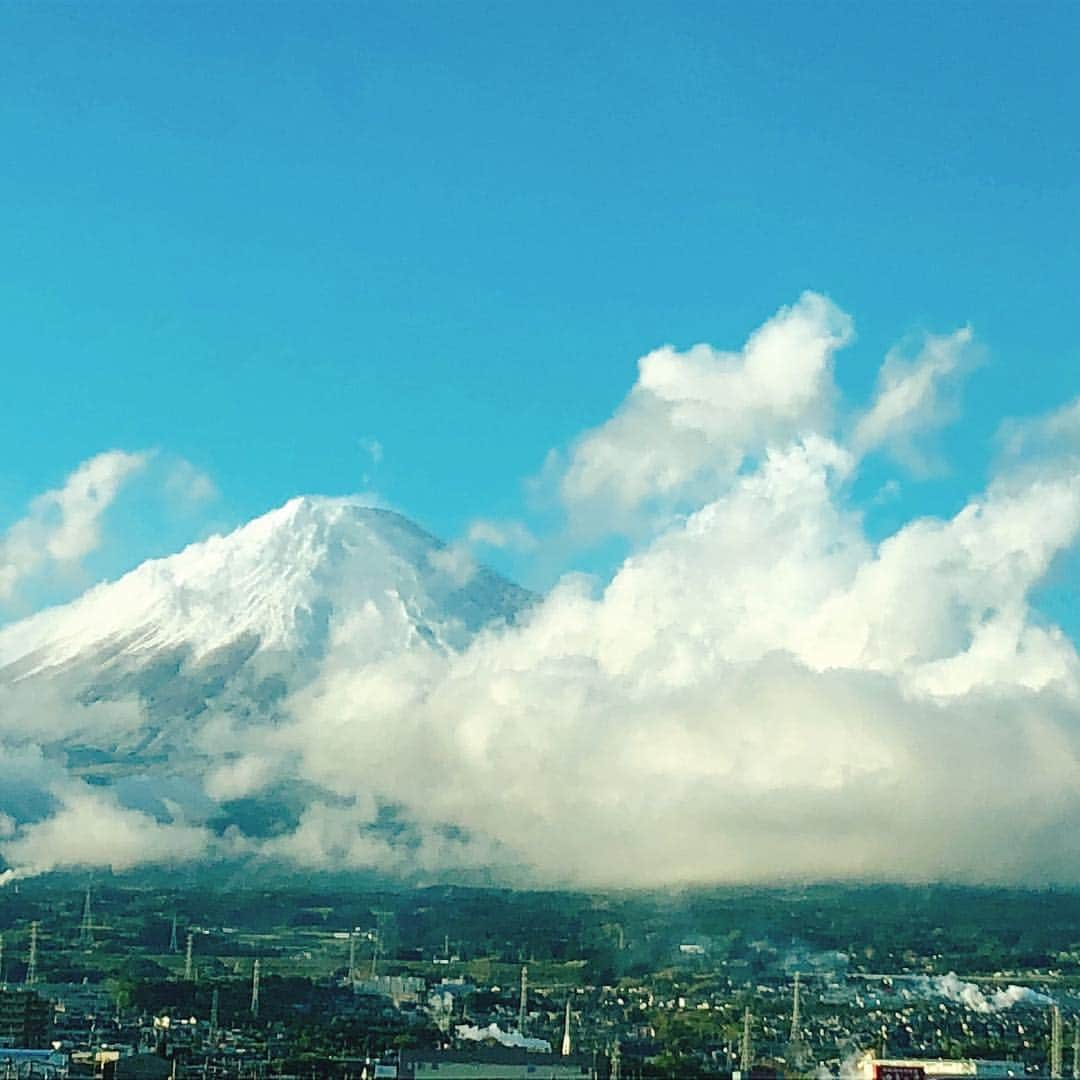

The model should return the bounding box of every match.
[25,922,38,985]
[740,1007,753,1075]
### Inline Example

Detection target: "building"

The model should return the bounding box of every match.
[854,1054,1023,1079]
[106,1052,175,1079]
[0,1049,66,1078]
[0,989,50,1049]
[399,1048,596,1079]
[354,974,426,1006]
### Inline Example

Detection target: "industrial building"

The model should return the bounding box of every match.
[854,1053,1024,1079]
[354,974,427,1006]
[399,1047,596,1079]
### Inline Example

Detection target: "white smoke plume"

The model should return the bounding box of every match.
[455,1024,552,1053]
[912,973,1054,1014]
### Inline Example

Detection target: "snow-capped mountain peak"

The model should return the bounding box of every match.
[0,496,532,681]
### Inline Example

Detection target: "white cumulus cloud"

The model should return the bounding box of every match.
[558,292,853,529]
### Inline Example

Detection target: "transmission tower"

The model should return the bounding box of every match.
[169,913,179,954]
[1072,1016,1079,1080]
[1053,1005,1064,1080]
[740,1007,753,1074]
[250,958,261,1019]
[0,933,5,984]
[210,987,220,1041]
[25,922,38,986]
[184,932,194,981]
[79,885,93,948]
[789,972,800,1041]
[561,998,572,1056]
[788,971,807,1071]
[610,1039,621,1080]
[348,932,356,983]
[518,965,528,1034]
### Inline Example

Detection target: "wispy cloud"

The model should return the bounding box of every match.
[466,519,537,552]
[851,326,980,470]
[163,458,218,507]
[0,450,149,603]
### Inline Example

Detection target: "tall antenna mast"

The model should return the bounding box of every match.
[250,958,261,1019]
[518,965,528,1034]
[740,1007,753,1074]
[184,932,194,981]
[25,922,38,986]
[169,913,179,954]
[1052,1005,1064,1080]
[79,885,94,948]
[561,998,572,1056]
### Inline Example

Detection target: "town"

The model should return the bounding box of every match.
[0,879,1078,1078]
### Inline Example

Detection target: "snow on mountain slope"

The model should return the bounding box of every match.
[0,496,533,684]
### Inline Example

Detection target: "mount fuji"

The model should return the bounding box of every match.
[0,496,533,784]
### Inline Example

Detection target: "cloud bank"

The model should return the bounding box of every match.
[5,293,1080,887]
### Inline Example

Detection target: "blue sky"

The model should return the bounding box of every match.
[2,2,1079,599]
